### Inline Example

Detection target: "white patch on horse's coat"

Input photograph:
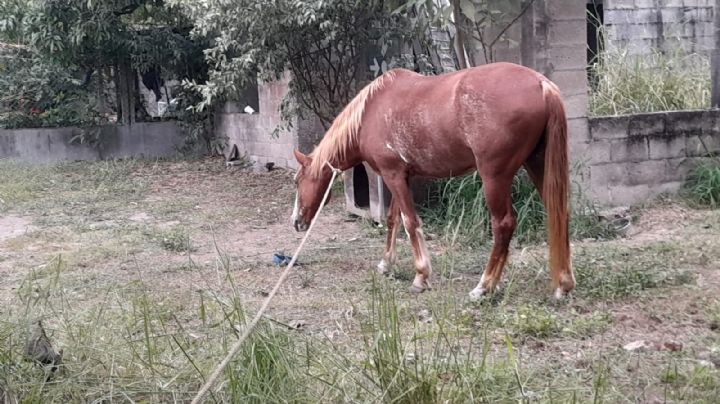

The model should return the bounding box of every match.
[291,192,300,224]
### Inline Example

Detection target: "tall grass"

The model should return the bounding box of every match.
[421,169,614,246]
[589,47,710,116]
[684,160,720,208]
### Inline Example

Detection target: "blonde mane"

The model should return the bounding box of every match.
[308,71,396,176]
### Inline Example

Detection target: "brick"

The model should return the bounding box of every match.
[551,70,587,96]
[629,24,657,39]
[570,139,590,163]
[605,9,634,25]
[563,93,588,119]
[664,110,704,136]
[608,0,636,9]
[634,0,658,8]
[546,0,586,20]
[686,134,720,157]
[610,137,649,162]
[608,183,652,206]
[648,135,687,160]
[588,140,612,165]
[624,159,667,185]
[549,20,587,46]
[628,113,666,137]
[568,118,590,143]
[660,7,683,23]
[590,163,627,189]
[664,157,693,182]
[547,45,587,71]
[589,116,631,139]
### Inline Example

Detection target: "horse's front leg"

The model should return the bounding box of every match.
[383,175,432,293]
[377,196,400,275]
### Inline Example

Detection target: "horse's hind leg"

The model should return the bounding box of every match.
[382,173,432,292]
[469,175,516,300]
[377,196,400,275]
[524,148,545,194]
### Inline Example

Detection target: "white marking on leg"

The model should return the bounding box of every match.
[290,192,299,224]
[401,213,411,239]
[377,259,390,274]
[554,287,565,300]
[414,228,431,274]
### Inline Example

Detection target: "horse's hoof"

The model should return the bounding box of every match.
[553,287,571,300]
[377,260,391,276]
[468,287,487,301]
[408,285,426,294]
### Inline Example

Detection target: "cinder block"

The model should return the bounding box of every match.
[664,110,705,136]
[605,9,634,25]
[664,157,693,182]
[686,134,720,157]
[547,45,587,71]
[568,118,590,143]
[624,159,667,185]
[648,135,687,160]
[563,93,588,120]
[590,163,627,189]
[610,137,649,162]
[549,20,587,46]
[661,7,683,23]
[628,113,666,137]
[609,0,636,9]
[546,0,586,20]
[588,140,612,165]
[589,116,631,139]
[608,184,652,206]
[634,0,658,9]
[551,70,587,96]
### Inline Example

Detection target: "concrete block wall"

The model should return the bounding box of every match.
[215,72,324,170]
[0,121,185,162]
[588,109,720,205]
[604,0,715,55]
[523,0,591,186]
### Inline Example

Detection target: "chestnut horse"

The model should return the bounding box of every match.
[291,62,575,299]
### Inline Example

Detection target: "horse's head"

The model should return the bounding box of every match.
[291,149,333,232]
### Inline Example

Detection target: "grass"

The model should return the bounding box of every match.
[684,160,720,208]
[421,169,615,246]
[2,158,720,402]
[589,47,710,116]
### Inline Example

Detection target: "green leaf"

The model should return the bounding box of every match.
[459,0,476,22]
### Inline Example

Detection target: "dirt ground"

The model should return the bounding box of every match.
[1,157,719,402]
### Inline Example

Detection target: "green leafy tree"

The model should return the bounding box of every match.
[0,0,208,126]
[176,0,435,130]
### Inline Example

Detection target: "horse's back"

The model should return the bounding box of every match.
[362,63,552,178]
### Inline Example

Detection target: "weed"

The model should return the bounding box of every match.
[507,304,562,338]
[421,169,614,246]
[150,227,194,252]
[589,47,710,116]
[684,161,720,208]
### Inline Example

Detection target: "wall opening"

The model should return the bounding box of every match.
[587,0,604,87]
[352,164,370,208]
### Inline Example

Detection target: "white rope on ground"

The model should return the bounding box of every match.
[191,163,342,404]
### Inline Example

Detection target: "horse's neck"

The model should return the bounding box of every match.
[330,142,362,172]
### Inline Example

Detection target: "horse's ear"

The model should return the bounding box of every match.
[293,149,312,166]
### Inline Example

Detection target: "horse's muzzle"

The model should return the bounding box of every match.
[294,220,308,232]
